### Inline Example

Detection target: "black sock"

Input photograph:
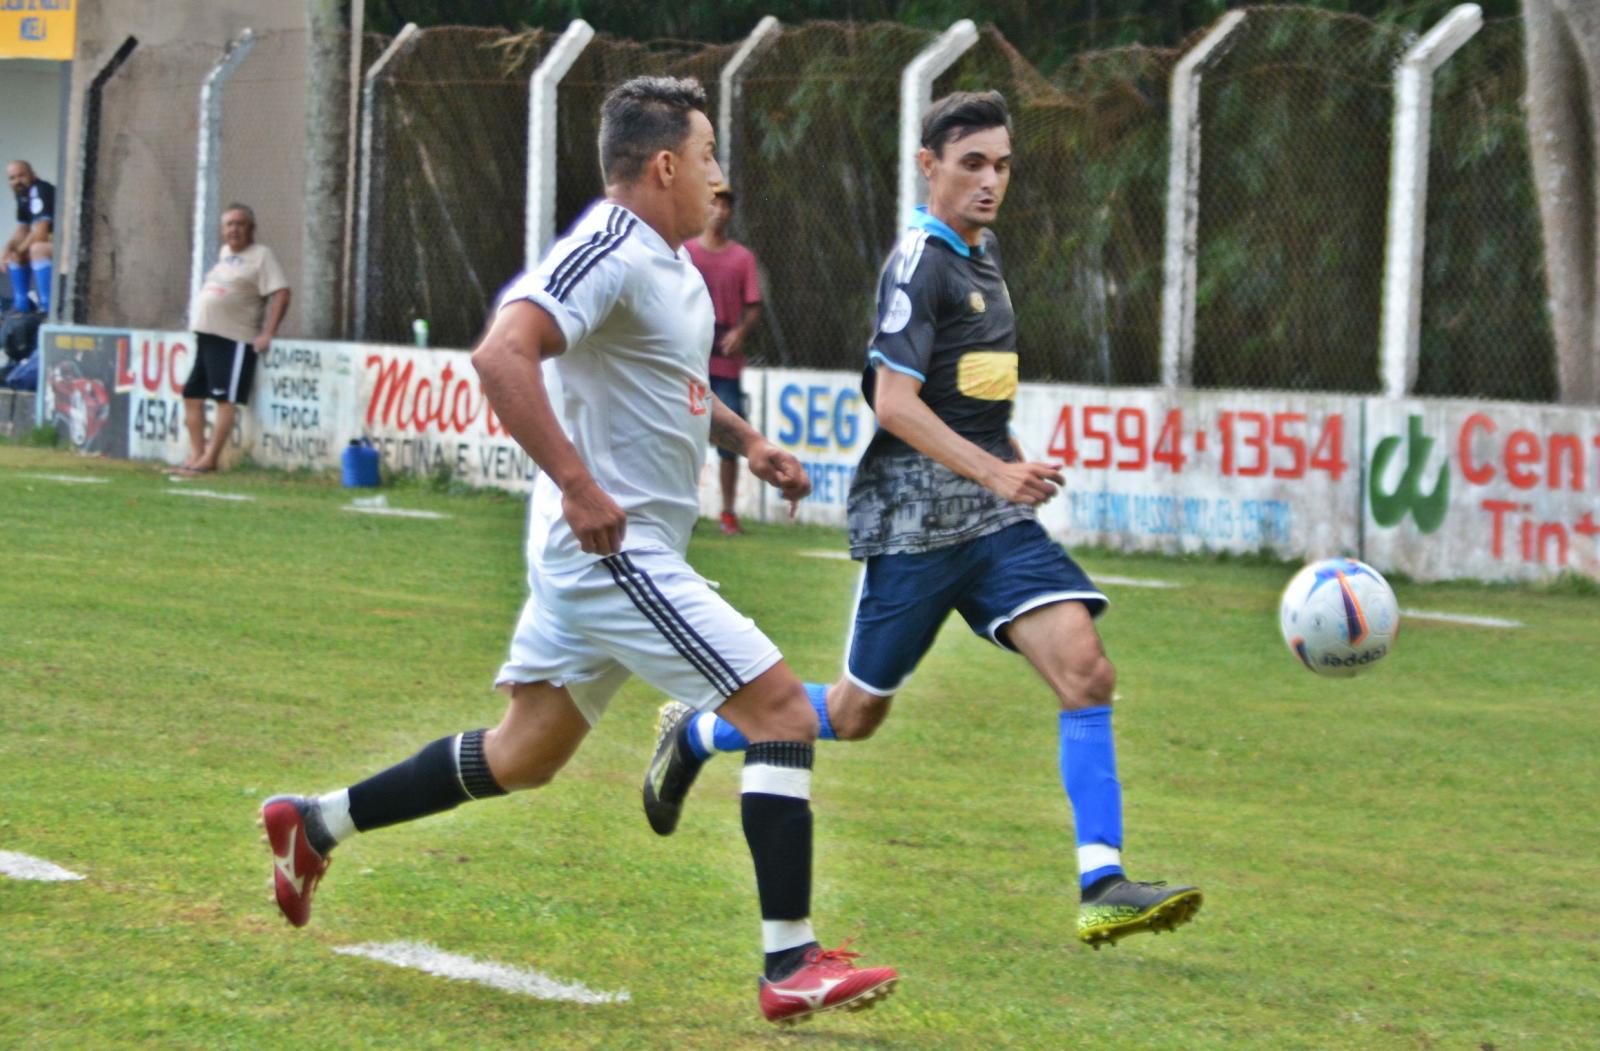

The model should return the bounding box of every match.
[347,729,505,832]
[1082,871,1125,900]
[765,942,819,982]
[741,741,815,981]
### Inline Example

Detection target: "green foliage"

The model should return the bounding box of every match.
[25,423,59,447]
[365,1,1525,75]
[1192,10,1407,392]
[1414,18,1554,401]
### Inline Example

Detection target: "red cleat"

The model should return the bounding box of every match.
[758,943,899,1025]
[719,511,743,536]
[260,795,330,928]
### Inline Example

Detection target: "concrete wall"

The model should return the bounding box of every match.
[0,59,66,184]
[59,1,314,331]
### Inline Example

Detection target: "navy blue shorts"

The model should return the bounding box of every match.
[844,520,1108,695]
[709,374,745,460]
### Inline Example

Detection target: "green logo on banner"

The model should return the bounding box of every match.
[1370,414,1449,534]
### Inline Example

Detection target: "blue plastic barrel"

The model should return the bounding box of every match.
[341,438,381,487]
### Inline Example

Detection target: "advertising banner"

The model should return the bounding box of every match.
[38,325,129,457]
[0,1,76,60]
[1363,400,1600,581]
[755,368,875,527]
[34,324,1600,583]
[123,330,192,464]
[1013,386,1363,560]
[356,342,537,491]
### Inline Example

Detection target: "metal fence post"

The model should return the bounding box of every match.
[352,23,418,342]
[526,19,594,270]
[718,15,781,179]
[898,20,978,233]
[1158,10,1245,390]
[66,34,137,324]
[1379,4,1482,398]
[191,29,256,308]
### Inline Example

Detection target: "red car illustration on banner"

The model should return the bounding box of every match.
[50,360,112,450]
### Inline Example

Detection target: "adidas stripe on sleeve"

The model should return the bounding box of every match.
[502,204,638,351]
[867,229,944,382]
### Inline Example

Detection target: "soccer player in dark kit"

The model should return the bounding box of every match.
[644,90,1203,951]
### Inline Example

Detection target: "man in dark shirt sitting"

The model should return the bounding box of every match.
[4,161,54,315]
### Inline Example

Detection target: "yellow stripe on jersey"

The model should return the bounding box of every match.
[957,350,1018,401]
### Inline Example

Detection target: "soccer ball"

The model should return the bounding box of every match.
[1278,557,1399,678]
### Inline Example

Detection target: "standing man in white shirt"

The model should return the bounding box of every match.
[256,76,899,1026]
[181,203,290,474]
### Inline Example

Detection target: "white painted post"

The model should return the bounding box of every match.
[718,15,781,178]
[1379,4,1482,398]
[191,29,256,307]
[1158,10,1245,390]
[898,19,979,233]
[526,19,595,269]
[353,23,419,342]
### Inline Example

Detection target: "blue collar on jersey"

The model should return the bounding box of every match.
[910,205,983,258]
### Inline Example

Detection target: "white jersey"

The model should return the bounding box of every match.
[501,201,715,574]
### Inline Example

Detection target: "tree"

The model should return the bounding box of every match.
[1524,0,1599,404]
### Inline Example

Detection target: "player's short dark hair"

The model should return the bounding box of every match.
[599,76,709,184]
[921,91,1012,156]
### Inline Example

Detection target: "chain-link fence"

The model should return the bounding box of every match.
[70,10,1567,404]
[555,34,736,240]
[80,38,207,329]
[731,22,936,371]
[362,27,548,348]
[1415,17,1553,402]
[219,30,312,335]
[941,31,1175,385]
[1193,9,1410,392]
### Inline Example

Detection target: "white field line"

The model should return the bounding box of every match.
[799,549,852,561]
[333,941,629,1004]
[342,505,451,520]
[20,473,109,485]
[166,488,255,502]
[0,850,85,881]
[1402,608,1524,629]
[1094,574,1182,589]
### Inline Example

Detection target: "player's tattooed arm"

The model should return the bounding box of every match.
[709,396,753,455]
[710,395,812,513]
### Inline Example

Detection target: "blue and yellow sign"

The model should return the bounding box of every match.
[1,1,77,61]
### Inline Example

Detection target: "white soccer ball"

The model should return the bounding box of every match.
[1278,557,1399,678]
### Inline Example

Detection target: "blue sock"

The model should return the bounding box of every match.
[30,259,50,313]
[803,682,837,741]
[685,683,836,760]
[1059,706,1125,891]
[7,263,29,311]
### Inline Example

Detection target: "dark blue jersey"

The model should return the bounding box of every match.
[15,179,53,226]
[847,208,1033,557]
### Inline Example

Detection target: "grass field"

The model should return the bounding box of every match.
[2,443,1597,1050]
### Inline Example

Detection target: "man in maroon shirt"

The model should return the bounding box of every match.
[685,181,762,535]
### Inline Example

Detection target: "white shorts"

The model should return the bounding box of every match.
[495,547,783,725]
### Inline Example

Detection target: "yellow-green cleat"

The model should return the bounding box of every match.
[1078,877,1203,949]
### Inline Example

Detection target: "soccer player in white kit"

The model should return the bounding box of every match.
[258,77,898,1025]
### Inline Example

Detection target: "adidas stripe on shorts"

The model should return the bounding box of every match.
[495,546,781,725]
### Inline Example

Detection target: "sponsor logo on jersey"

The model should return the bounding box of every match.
[880,289,912,334]
[956,350,1018,401]
[688,378,709,416]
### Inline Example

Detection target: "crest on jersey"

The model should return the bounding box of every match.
[881,289,912,333]
[968,290,986,314]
